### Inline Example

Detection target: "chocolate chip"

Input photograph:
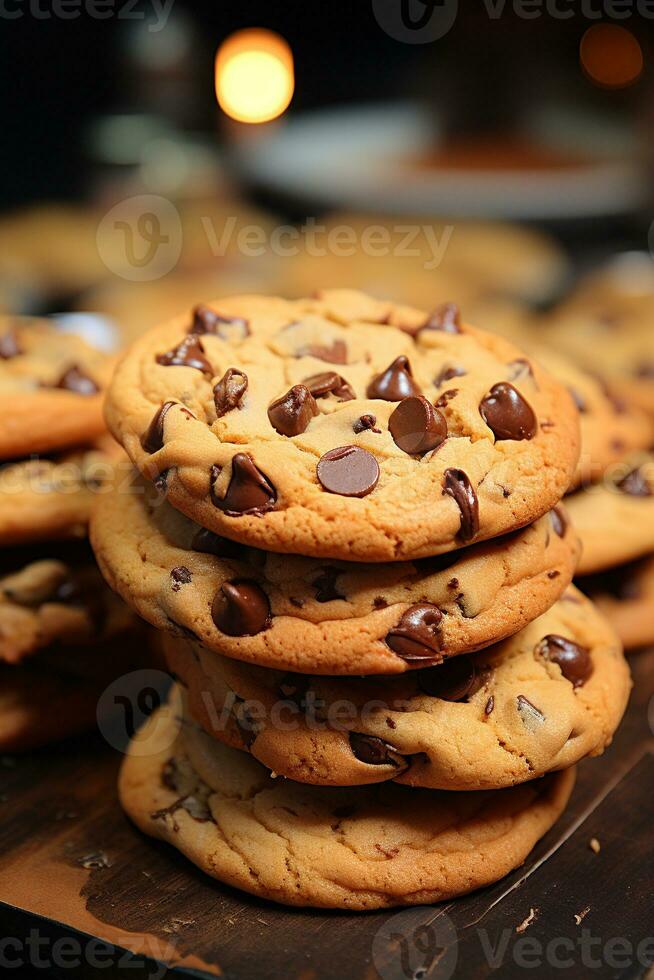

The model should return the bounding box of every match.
[507,358,534,382]
[434,365,465,388]
[267,384,318,436]
[296,339,348,364]
[153,469,169,494]
[212,454,276,514]
[56,365,99,395]
[142,400,176,453]
[213,368,248,418]
[479,382,537,440]
[635,361,654,379]
[303,371,355,401]
[348,732,406,769]
[485,695,495,715]
[417,655,479,701]
[311,567,344,602]
[191,527,246,559]
[569,387,587,413]
[191,305,249,339]
[156,336,212,375]
[535,634,593,688]
[388,395,447,455]
[170,566,192,592]
[353,414,379,434]
[386,604,443,664]
[550,506,567,538]
[367,355,421,400]
[0,328,22,359]
[443,469,479,542]
[516,695,545,728]
[419,302,461,335]
[373,596,388,609]
[435,388,458,408]
[212,579,271,635]
[615,466,652,497]
[233,699,258,747]
[316,445,379,498]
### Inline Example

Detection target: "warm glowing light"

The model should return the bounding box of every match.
[215,29,294,124]
[580,24,643,89]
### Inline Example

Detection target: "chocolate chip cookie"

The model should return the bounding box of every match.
[105,289,580,562]
[91,473,579,675]
[579,556,654,650]
[166,587,629,791]
[566,452,654,574]
[0,316,113,458]
[119,686,575,909]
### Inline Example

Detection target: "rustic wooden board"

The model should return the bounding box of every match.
[0,648,653,980]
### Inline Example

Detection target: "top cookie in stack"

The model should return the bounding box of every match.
[105,289,580,562]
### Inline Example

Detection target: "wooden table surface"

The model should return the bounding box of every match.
[0,648,653,980]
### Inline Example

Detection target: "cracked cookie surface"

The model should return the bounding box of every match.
[0,317,113,458]
[105,289,580,561]
[118,686,575,909]
[91,473,579,675]
[166,587,629,791]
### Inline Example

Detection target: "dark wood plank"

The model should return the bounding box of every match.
[0,648,653,980]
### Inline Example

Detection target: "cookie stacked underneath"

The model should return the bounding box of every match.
[0,317,144,750]
[94,289,631,909]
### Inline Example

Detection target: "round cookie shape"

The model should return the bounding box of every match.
[90,474,580,675]
[0,439,121,546]
[104,289,581,562]
[0,317,113,458]
[579,556,654,650]
[566,452,654,574]
[167,588,630,792]
[119,687,575,910]
[529,347,653,490]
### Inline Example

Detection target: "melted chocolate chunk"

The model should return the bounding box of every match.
[213,368,248,417]
[550,506,567,538]
[516,694,545,728]
[267,384,318,436]
[348,732,406,769]
[485,695,495,715]
[417,655,480,702]
[56,365,99,395]
[419,302,461,335]
[389,396,447,455]
[367,355,421,401]
[535,634,593,688]
[170,566,192,592]
[311,567,344,603]
[443,469,480,542]
[0,328,22,359]
[142,400,176,453]
[156,336,212,375]
[615,466,652,497]
[303,371,355,401]
[353,414,379,434]
[507,358,534,382]
[434,365,466,388]
[297,339,348,364]
[212,454,276,514]
[212,579,271,635]
[386,604,443,664]
[479,382,537,440]
[316,445,380,498]
[191,527,247,559]
[191,305,249,339]
[153,469,169,494]
[435,388,458,408]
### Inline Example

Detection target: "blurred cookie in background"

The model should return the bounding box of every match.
[578,556,654,652]
[541,253,654,417]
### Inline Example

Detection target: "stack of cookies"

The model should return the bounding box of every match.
[0,316,144,751]
[93,289,631,909]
